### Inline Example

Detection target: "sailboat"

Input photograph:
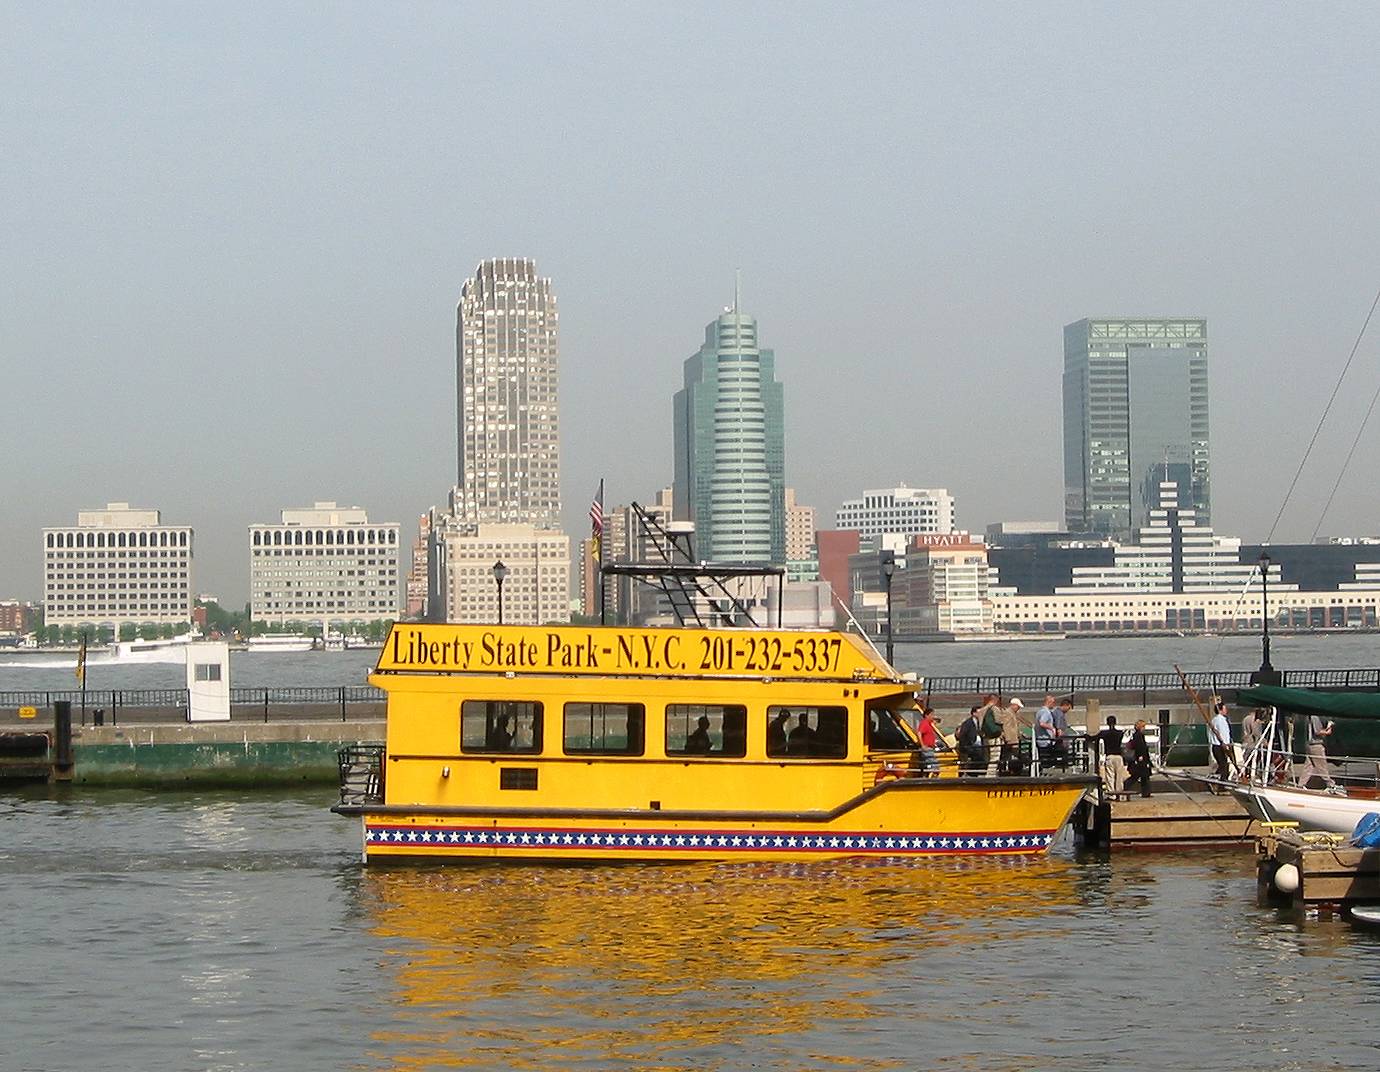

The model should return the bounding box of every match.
[1219,685,1380,833]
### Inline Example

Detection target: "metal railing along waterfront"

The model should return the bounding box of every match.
[0,685,386,726]
[922,666,1380,703]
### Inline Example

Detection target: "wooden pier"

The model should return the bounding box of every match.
[1257,828,1380,911]
[1078,784,1260,847]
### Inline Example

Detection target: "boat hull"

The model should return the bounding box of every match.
[356,776,1094,863]
[1231,782,1377,834]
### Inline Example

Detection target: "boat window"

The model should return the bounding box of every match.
[460,700,543,754]
[866,707,914,751]
[765,706,848,759]
[665,704,747,758]
[563,703,645,756]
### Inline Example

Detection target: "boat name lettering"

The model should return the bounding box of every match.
[986,787,1057,799]
[382,627,851,677]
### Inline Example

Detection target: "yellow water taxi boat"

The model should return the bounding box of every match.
[334,622,1096,863]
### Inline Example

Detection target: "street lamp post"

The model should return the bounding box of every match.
[880,550,896,666]
[1251,550,1282,686]
[492,560,509,625]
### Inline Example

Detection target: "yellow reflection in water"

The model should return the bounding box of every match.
[362,856,1081,1071]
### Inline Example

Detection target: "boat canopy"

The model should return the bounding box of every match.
[1237,685,1380,721]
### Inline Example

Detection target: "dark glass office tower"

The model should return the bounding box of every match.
[1063,318,1209,538]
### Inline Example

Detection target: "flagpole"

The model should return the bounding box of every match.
[77,629,88,728]
[596,479,606,626]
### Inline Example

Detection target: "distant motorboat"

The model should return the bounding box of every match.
[245,635,317,653]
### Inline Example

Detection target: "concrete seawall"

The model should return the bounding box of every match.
[68,720,385,787]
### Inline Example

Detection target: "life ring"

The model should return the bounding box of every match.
[873,763,905,786]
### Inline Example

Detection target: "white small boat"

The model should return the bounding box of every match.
[246,635,317,653]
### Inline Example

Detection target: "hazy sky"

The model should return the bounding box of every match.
[5,3,1380,605]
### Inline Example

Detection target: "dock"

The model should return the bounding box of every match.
[1257,828,1380,911]
[1076,783,1259,848]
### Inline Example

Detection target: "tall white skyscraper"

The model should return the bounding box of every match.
[455,257,561,527]
[432,258,570,624]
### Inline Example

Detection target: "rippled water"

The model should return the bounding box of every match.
[3,789,1378,1071]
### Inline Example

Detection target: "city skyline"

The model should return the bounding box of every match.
[6,6,1380,603]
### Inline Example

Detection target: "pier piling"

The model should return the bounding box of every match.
[53,701,73,781]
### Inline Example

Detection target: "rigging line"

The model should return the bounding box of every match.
[1312,325,1380,541]
[1265,283,1380,544]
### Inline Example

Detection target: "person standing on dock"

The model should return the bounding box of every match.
[1301,714,1336,789]
[1125,719,1153,797]
[1095,716,1127,796]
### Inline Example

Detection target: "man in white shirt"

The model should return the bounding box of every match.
[1208,700,1233,783]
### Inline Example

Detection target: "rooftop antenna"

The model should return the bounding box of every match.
[733,268,741,314]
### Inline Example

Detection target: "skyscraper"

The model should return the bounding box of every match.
[673,286,785,564]
[1063,318,1210,538]
[455,257,561,528]
[429,258,570,625]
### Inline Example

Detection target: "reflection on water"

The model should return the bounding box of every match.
[6,789,1380,1072]
[361,856,1086,1070]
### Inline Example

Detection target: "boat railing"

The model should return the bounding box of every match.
[1237,723,1380,797]
[337,744,385,808]
[865,737,1094,785]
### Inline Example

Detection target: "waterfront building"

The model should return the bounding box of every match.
[43,503,193,628]
[431,522,570,625]
[991,484,1380,632]
[1063,317,1210,537]
[815,529,861,622]
[835,486,956,541]
[0,600,38,635]
[454,257,562,528]
[784,488,816,561]
[783,488,819,583]
[895,534,993,635]
[672,287,786,565]
[405,514,430,620]
[431,258,570,621]
[249,503,401,626]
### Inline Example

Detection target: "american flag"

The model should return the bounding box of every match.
[589,481,604,562]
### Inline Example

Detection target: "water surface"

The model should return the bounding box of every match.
[2,788,1377,1071]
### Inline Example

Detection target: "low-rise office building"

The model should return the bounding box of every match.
[43,503,193,627]
[250,502,401,626]
[989,484,1380,632]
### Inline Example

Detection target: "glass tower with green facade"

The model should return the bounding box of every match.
[1063,318,1210,538]
[673,299,785,565]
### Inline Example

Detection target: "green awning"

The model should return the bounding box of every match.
[1236,685,1380,721]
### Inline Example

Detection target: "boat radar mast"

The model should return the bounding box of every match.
[598,501,785,628]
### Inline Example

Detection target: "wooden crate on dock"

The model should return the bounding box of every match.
[1259,830,1380,908]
